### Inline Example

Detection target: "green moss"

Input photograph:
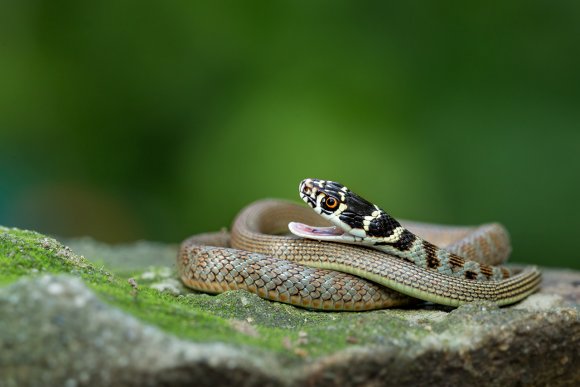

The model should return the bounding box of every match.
[0,226,114,285]
[0,225,436,359]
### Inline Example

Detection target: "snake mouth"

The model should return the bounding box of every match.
[288,222,346,240]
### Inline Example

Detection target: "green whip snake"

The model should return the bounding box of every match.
[178,179,541,310]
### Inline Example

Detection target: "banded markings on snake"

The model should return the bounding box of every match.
[290,179,511,281]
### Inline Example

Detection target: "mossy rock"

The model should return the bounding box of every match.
[1,226,579,386]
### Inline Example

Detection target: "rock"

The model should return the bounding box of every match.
[0,275,279,387]
[1,227,579,386]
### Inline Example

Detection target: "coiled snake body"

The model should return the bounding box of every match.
[178,179,541,310]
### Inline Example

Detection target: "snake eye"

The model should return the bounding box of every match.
[324,196,338,210]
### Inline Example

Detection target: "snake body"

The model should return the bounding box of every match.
[178,180,541,310]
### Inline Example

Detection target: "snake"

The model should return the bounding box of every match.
[178,178,541,311]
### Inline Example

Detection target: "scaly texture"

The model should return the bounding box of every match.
[178,200,541,310]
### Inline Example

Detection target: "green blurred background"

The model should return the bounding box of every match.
[0,1,578,269]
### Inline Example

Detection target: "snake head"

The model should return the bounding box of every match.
[290,178,389,244]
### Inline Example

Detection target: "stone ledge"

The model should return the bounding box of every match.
[1,228,579,386]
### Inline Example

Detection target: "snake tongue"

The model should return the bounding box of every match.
[288,222,347,241]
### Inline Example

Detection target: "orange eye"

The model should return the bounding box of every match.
[325,197,338,209]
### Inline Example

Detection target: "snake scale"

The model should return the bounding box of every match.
[178,179,541,310]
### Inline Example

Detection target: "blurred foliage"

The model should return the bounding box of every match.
[0,1,578,269]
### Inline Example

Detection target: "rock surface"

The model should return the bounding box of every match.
[1,227,579,386]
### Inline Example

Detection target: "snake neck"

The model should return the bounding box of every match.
[366,214,511,281]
